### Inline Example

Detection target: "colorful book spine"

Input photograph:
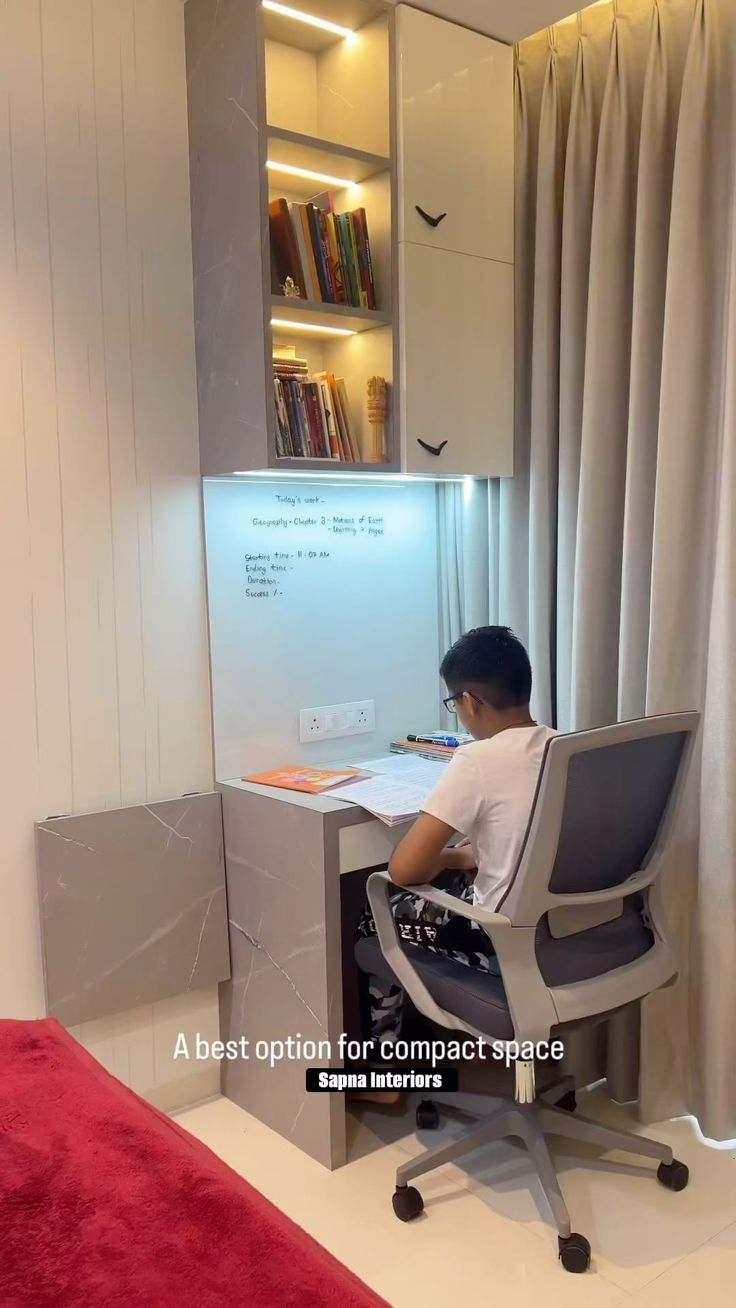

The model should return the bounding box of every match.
[353,208,376,309]
[325,212,346,305]
[317,209,338,303]
[292,381,309,458]
[317,380,340,458]
[305,382,328,457]
[273,379,293,457]
[297,204,321,301]
[335,378,357,461]
[289,203,315,301]
[281,381,302,456]
[268,198,305,297]
[295,384,313,457]
[336,213,357,307]
[346,214,366,308]
[306,204,330,301]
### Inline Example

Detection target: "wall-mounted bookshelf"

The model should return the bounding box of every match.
[261,0,396,470]
[186,0,514,479]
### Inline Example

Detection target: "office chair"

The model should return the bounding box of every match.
[355,712,699,1273]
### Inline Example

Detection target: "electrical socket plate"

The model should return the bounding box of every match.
[299,700,375,743]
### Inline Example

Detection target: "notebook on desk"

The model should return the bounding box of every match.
[243,766,364,795]
[324,754,447,826]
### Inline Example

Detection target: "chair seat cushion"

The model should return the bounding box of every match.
[355,906,654,1042]
[356,936,515,1039]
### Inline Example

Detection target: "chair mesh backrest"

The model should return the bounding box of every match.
[548,732,689,895]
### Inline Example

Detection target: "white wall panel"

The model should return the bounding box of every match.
[0,0,215,1109]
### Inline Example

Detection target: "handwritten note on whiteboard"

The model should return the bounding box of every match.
[203,479,441,778]
[243,497,388,601]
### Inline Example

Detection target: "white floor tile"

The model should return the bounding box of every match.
[176,1096,627,1307]
[352,1087,736,1295]
[630,1221,736,1308]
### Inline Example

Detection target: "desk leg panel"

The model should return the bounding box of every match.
[218,786,345,1168]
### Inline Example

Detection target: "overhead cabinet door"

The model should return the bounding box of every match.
[400,241,514,478]
[396,5,514,264]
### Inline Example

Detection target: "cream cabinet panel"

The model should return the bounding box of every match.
[400,242,514,478]
[396,5,514,264]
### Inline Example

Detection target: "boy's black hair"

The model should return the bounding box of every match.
[440,626,532,711]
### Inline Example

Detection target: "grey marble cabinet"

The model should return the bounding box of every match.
[218,779,402,1168]
[185,0,271,475]
[36,792,230,1026]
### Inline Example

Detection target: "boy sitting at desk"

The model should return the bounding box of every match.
[358,625,556,1062]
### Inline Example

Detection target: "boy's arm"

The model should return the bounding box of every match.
[390,750,481,887]
[389,814,473,887]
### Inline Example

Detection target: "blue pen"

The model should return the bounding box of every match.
[407,734,461,747]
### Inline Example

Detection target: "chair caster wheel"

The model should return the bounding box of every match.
[558,1232,591,1273]
[416,1099,440,1130]
[657,1159,689,1191]
[556,1090,577,1113]
[392,1185,424,1222]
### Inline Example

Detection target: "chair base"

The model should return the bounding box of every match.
[393,1088,688,1271]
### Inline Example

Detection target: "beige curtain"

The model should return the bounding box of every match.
[439,0,736,1139]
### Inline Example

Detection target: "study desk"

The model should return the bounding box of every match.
[217,779,404,1169]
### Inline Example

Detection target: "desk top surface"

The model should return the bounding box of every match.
[219,777,359,816]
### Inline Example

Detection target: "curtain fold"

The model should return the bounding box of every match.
[641,0,736,1130]
[556,13,605,733]
[571,4,651,729]
[437,0,736,1139]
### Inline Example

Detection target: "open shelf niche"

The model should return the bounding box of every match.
[262,0,396,470]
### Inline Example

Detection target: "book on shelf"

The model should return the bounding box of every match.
[273,360,359,461]
[269,198,306,298]
[243,766,364,795]
[273,345,309,379]
[269,194,377,310]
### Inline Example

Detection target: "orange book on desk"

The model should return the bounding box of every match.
[243,767,363,795]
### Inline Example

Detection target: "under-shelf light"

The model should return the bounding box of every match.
[266,160,357,190]
[271,316,356,337]
[262,2,356,41]
[228,471,467,483]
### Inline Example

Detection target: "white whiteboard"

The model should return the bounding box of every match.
[203,479,441,778]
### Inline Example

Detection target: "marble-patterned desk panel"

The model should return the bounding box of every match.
[36,793,230,1026]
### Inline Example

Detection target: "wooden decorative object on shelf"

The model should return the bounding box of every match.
[366,376,388,463]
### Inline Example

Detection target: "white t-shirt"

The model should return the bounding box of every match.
[422,725,557,909]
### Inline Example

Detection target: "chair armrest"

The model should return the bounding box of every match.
[366,871,481,1037]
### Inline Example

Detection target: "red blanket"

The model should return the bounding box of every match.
[0,1019,390,1308]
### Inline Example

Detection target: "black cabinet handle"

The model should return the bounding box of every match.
[416,205,447,229]
[417,438,448,457]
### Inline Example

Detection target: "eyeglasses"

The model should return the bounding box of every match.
[443,690,483,713]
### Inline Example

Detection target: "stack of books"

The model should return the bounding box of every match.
[389,738,468,762]
[273,349,358,461]
[269,197,376,309]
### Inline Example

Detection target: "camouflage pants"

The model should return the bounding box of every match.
[357,871,501,1044]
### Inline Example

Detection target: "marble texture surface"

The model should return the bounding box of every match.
[185,0,270,475]
[217,780,389,1169]
[36,793,230,1027]
[218,780,343,1169]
